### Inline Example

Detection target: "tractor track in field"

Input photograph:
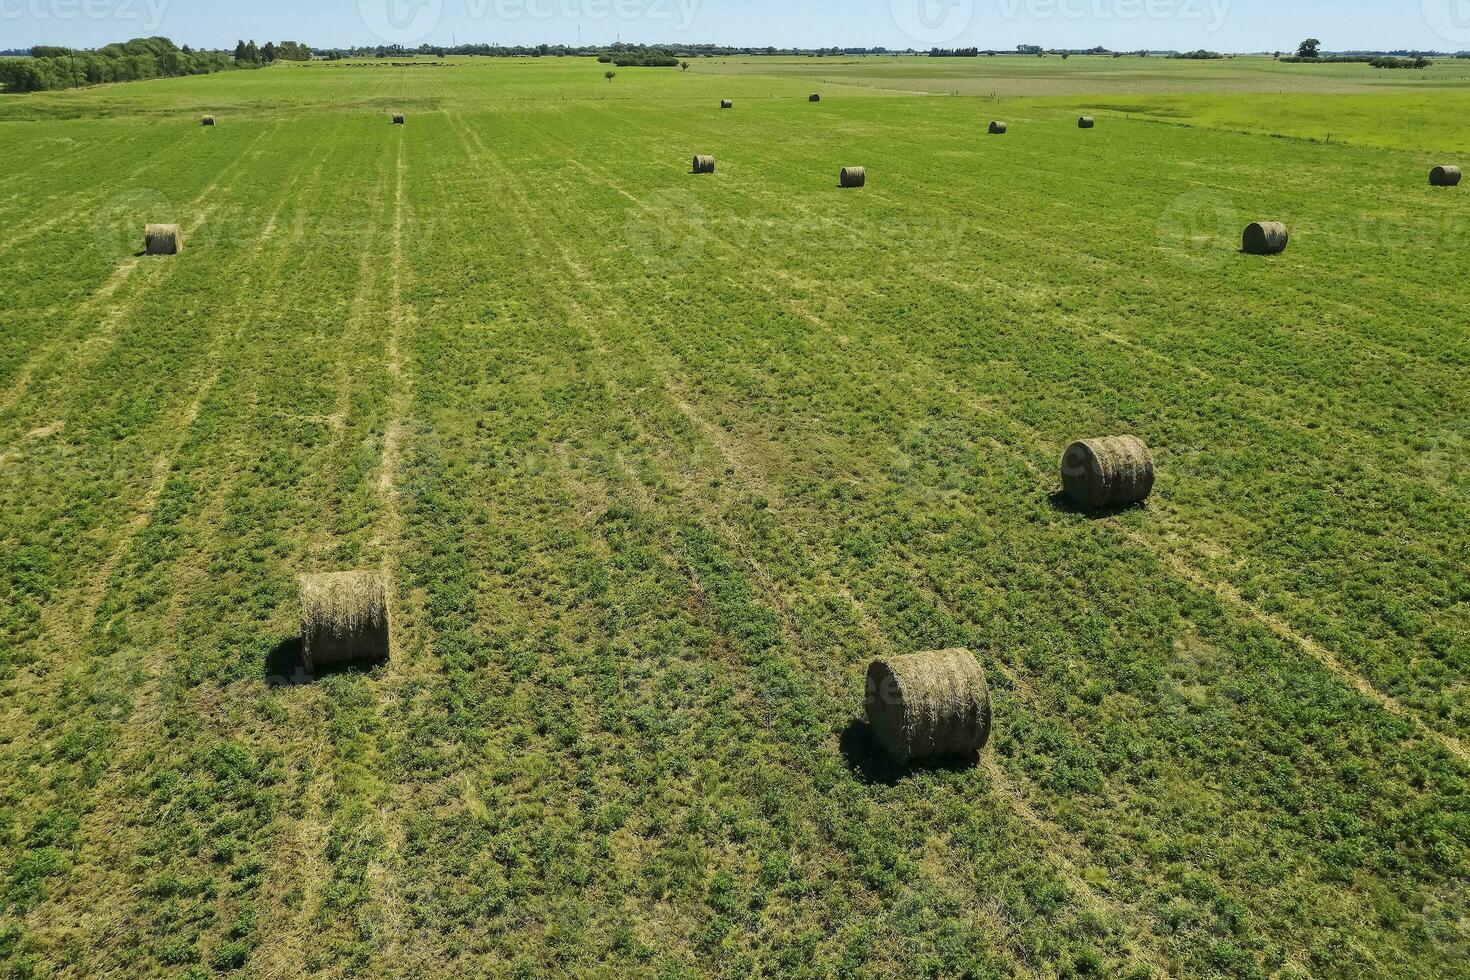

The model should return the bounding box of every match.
[0,420,63,469]
[361,135,425,966]
[1143,537,1470,766]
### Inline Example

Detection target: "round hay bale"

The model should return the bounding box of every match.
[1430,165,1462,187]
[144,223,181,256]
[201,115,216,126]
[839,166,866,188]
[299,571,390,672]
[865,650,992,765]
[392,113,405,125]
[1061,435,1155,510]
[989,121,1007,135]
[720,99,733,109]
[693,154,716,174]
[1078,115,1095,128]
[809,93,821,103]
[1242,221,1289,255]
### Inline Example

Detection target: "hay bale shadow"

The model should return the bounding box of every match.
[839,720,978,785]
[264,637,380,687]
[1048,490,1149,520]
[264,637,311,687]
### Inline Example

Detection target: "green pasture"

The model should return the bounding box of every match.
[0,54,1465,978]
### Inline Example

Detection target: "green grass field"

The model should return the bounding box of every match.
[0,55,1467,978]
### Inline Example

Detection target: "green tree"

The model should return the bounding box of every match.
[234,40,247,62]
[262,41,277,63]
[244,40,260,63]
[605,70,616,81]
[1297,38,1322,58]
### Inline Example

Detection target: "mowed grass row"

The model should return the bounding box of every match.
[0,65,1465,978]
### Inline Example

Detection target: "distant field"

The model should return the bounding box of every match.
[707,52,1470,95]
[0,56,1466,978]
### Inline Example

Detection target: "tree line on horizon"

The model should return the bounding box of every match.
[0,36,312,93]
[0,37,239,92]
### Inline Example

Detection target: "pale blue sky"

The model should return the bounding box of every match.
[2,0,1464,53]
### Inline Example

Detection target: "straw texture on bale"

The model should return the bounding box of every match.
[809,93,821,102]
[720,99,733,109]
[1078,115,1095,128]
[839,166,866,188]
[865,650,992,765]
[1242,221,1289,255]
[299,571,391,672]
[392,113,405,124]
[989,121,1007,134]
[1061,435,1155,510]
[692,154,716,174]
[144,224,181,256]
[1430,165,1462,186]
[201,115,216,126]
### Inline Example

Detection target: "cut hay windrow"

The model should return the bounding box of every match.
[839,166,866,188]
[299,571,391,672]
[144,224,181,256]
[865,650,992,764]
[1430,165,1462,187]
[692,154,716,174]
[989,121,1007,134]
[1242,221,1289,255]
[201,115,216,126]
[1062,435,1155,510]
[1078,115,1095,128]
